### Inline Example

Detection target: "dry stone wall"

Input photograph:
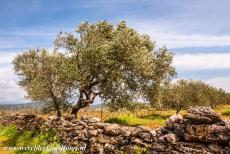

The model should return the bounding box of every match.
[0,113,44,130]
[0,107,230,153]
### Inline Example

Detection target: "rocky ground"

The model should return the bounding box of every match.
[0,107,230,153]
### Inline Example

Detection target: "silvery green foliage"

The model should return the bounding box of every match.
[13,21,175,115]
[161,79,230,109]
[55,21,175,114]
[13,49,75,116]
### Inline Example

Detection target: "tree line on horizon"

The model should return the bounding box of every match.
[12,21,230,117]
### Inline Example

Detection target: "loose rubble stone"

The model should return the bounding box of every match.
[0,106,229,154]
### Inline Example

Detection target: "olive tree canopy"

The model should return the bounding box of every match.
[13,21,175,116]
[12,49,75,116]
[55,21,175,115]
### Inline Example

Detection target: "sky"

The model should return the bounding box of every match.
[1,0,230,104]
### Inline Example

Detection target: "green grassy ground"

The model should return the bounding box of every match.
[104,105,230,128]
[0,126,64,154]
[215,105,230,120]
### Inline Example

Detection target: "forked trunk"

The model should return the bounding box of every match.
[71,91,96,118]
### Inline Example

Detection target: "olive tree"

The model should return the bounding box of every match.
[145,47,176,109]
[55,21,175,116]
[161,79,230,109]
[12,49,75,116]
[13,21,176,117]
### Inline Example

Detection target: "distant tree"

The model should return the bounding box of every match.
[12,49,75,116]
[144,47,176,109]
[162,79,230,109]
[55,21,175,116]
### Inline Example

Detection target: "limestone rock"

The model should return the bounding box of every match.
[48,115,58,120]
[208,143,223,153]
[185,106,222,124]
[81,116,100,123]
[139,132,152,142]
[88,130,98,136]
[165,114,183,129]
[160,133,179,144]
[104,124,121,135]
[172,142,213,154]
[104,144,115,153]
[0,113,44,130]
[90,143,104,154]
[184,123,230,143]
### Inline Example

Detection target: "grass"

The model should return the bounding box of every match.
[0,126,64,154]
[80,105,229,128]
[222,110,230,116]
[0,125,84,154]
[217,105,230,117]
[78,107,189,128]
[104,109,187,128]
[105,113,152,127]
[0,136,13,154]
[214,105,230,120]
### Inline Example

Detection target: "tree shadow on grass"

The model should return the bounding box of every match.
[2,132,20,146]
[105,117,141,126]
[138,113,170,120]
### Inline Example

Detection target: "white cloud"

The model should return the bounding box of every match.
[159,34,230,49]
[206,77,230,92]
[0,52,26,103]
[0,52,18,66]
[173,53,230,92]
[129,20,230,48]
[173,53,230,71]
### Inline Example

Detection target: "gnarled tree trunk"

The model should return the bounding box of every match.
[50,89,62,117]
[71,90,97,118]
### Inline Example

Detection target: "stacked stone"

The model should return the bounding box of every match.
[0,107,230,153]
[43,115,159,153]
[43,107,230,153]
[0,113,44,130]
[162,106,230,153]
